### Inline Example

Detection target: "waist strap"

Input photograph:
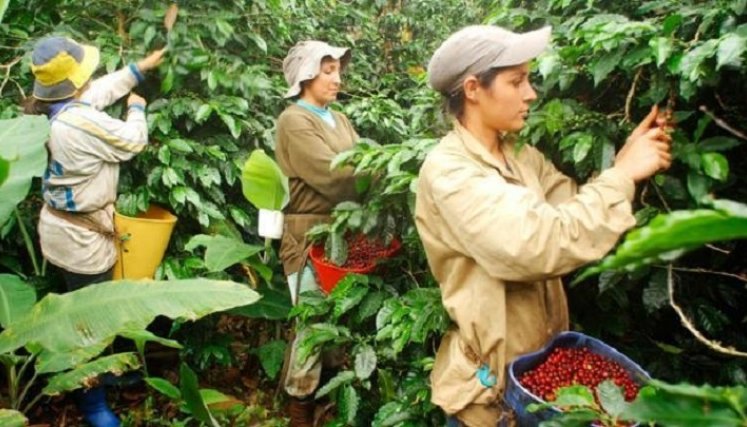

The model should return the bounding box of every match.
[44,204,116,240]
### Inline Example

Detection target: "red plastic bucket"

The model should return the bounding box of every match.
[309,238,401,294]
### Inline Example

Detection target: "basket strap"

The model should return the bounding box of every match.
[44,204,116,240]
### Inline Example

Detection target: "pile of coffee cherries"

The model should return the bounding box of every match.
[519,347,640,403]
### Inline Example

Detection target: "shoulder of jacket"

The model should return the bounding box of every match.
[421,142,479,184]
[277,105,318,129]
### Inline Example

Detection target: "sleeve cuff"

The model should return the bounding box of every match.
[128,104,146,112]
[128,63,145,83]
[599,167,636,202]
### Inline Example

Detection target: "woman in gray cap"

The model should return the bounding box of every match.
[415,26,672,426]
[274,40,359,426]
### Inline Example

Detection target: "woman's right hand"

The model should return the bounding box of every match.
[614,105,673,182]
[127,93,147,108]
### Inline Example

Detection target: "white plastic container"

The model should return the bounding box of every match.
[258,209,284,239]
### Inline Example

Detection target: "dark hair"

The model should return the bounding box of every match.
[22,97,56,116]
[445,67,506,120]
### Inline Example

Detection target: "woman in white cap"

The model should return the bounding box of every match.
[274,40,359,426]
[25,35,165,427]
[415,26,672,426]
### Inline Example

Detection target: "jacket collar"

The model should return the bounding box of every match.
[451,121,519,181]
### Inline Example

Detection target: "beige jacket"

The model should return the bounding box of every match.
[274,104,359,275]
[414,124,636,426]
[39,66,147,274]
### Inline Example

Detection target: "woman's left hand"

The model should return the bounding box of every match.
[137,48,167,73]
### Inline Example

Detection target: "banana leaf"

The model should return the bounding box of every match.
[0,274,36,328]
[43,353,140,395]
[0,278,259,354]
[0,116,49,225]
[0,409,27,427]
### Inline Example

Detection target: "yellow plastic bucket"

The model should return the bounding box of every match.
[113,205,177,280]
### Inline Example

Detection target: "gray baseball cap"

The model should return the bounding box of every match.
[427,25,551,95]
[282,40,351,99]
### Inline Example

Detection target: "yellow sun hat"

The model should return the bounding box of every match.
[30,36,100,101]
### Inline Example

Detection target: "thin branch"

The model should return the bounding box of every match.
[0,57,22,96]
[650,180,672,212]
[16,372,38,410]
[699,105,747,141]
[22,390,46,415]
[624,68,644,122]
[704,244,731,255]
[654,265,747,283]
[639,182,651,208]
[667,265,747,358]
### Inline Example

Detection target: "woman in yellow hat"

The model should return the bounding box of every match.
[417,25,672,426]
[274,40,359,426]
[25,35,165,427]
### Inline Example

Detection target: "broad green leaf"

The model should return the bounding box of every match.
[43,353,141,395]
[0,157,9,186]
[119,329,183,357]
[354,345,377,380]
[199,388,234,406]
[572,134,593,163]
[180,363,220,427]
[577,200,747,280]
[161,66,175,93]
[686,172,710,202]
[699,136,742,152]
[0,279,259,354]
[220,113,241,139]
[355,290,386,323]
[372,401,414,427]
[195,104,213,123]
[185,234,263,272]
[338,384,360,424]
[145,376,181,400]
[248,32,268,53]
[625,382,746,426]
[167,138,193,153]
[651,37,674,67]
[536,409,600,426]
[0,0,8,24]
[240,150,289,210]
[701,153,729,182]
[0,409,27,427]
[315,370,355,399]
[298,323,351,363]
[597,380,628,417]
[331,277,369,320]
[717,33,747,69]
[36,339,112,374]
[653,341,685,355]
[591,50,624,86]
[0,274,35,328]
[550,385,596,408]
[679,40,718,82]
[0,116,49,226]
[231,283,291,320]
[256,340,286,380]
[642,271,668,314]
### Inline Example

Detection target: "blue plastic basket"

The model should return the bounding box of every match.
[504,331,650,427]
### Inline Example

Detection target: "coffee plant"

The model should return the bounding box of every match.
[1,0,746,425]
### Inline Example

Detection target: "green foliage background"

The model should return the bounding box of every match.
[1,0,746,424]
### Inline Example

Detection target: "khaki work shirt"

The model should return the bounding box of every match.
[414,123,636,426]
[274,104,359,275]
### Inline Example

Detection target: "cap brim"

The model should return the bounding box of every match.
[492,26,551,68]
[283,46,351,99]
[68,44,100,89]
